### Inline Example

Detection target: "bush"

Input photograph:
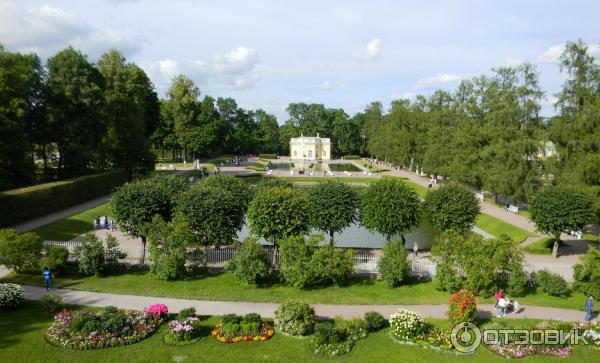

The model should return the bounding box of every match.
[243,313,262,324]
[378,240,410,287]
[147,215,193,281]
[41,293,64,313]
[0,283,24,311]
[573,247,600,299]
[259,154,277,159]
[39,246,69,273]
[423,183,480,233]
[75,234,105,275]
[506,269,528,297]
[144,304,169,317]
[166,316,202,344]
[534,270,570,296]
[221,313,242,325]
[310,318,369,356]
[274,301,316,336]
[0,229,43,272]
[389,308,426,341]
[447,289,477,325]
[177,307,196,320]
[364,311,387,331]
[343,155,361,160]
[279,235,353,288]
[0,170,128,227]
[103,234,126,267]
[226,237,270,284]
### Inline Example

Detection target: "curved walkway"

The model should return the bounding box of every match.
[22,286,591,322]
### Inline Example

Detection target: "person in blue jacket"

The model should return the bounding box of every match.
[43,266,53,291]
[585,295,594,322]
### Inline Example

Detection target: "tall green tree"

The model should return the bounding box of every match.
[423,183,480,234]
[253,109,280,154]
[307,181,360,245]
[166,75,200,162]
[46,47,105,177]
[360,177,422,243]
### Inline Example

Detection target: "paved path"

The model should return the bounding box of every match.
[22,286,591,322]
[0,266,9,279]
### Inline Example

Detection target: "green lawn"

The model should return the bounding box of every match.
[31,203,110,241]
[2,268,587,311]
[1,301,598,363]
[522,237,555,255]
[474,213,533,243]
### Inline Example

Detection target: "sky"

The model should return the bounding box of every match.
[2,0,600,122]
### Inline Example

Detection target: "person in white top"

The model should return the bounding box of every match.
[497,297,508,317]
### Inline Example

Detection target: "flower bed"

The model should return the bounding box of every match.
[388,308,461,354]
[45,306,163,349]
[579,320,600,351]
[163,307,203,345]
[211,313,274,343]
[310,317,369,357]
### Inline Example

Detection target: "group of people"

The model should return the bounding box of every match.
[94,216,115,231]
[494,289,520,317]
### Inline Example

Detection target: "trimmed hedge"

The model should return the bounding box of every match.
[259,154,278,159]
[0,170,128,227]
[343,155,362,160]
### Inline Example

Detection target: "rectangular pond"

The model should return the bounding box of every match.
[266,161,363,172]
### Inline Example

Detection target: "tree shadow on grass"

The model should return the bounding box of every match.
[0,301,53,349]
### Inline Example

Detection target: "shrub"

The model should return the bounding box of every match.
[506,269,528,297]
[0,170,127,228]
[147,215,193,281]
[75,234,105,275]
[310,318,369,356]
[378,240,410,287]
[167,316,202,344]
[144,304,169,317]
[389,308,426,341]
[259,153,277,159]
[573,247,600,299]
[447,289,477,325]
[243,313,262,324]
[343,155,361,160]
[0,283,24,311]
[423,183,480,233]
[221,313,242,325]
[226,237,270,284]
[177,307,196,320]
[39,246,69,273]
[103,234,126,267]
[364,311,387,331]
[41,293,64,313]
[309,245,354,286]
[0,229,43,272]
[534,270,570,297]
[274,301,316,336]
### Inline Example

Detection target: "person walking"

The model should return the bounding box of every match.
[494,289,504,308]
[43,267,53,291]
[497,296,507,317]
[585,295,594,322]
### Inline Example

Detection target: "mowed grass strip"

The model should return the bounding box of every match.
[31,203,110,241]
[474,213,533,243]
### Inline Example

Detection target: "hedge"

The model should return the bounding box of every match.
[0,170,128,227]
[259,154,278,159]
[343,155,362,160]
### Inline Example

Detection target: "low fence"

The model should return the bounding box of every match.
[44,241,576,281]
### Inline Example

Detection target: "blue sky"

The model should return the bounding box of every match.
[2,0,599,122]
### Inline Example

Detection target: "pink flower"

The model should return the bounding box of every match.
[144,304,168,316]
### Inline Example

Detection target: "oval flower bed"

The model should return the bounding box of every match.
[45,305,165,350]
[211,313,274,343]
[163,307,204,345]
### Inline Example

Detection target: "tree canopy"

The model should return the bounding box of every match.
[423,183,480,234]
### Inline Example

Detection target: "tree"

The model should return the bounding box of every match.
[529,186,594,257]
[573,247,600,299]
[423,183,480,233]
[0,46,42,190]
[75,234,105,275]
[46,47,105,177]
[97,50,156,176]
[253,109,280,154]
[307,181,360,245]
[199,174,252,212]
[166,75,200,162]
[147,215,194,280]
[0,229,43,272]
[360,178,422,243]
[247,187,310,248]
[110,176,183,263]
[175,183,246,252]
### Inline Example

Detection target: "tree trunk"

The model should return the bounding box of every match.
[329,230,335,246]
[401,234,406,245]
[204,245,209,269]
[552,236,560,258]
[140,236,147,266]
[386,234,391,242]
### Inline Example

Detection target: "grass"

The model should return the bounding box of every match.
[30,203,110,241]
[2,268,587,311]
[522,237,555,255]
[1,301,598,363]
[474,213,533,243]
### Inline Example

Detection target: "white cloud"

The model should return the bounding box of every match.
[503,56,522,66]
[145,46,260,93]
[415,73,467,89]
[0,0,142,59]
[289,80,341,93]
[536,44,565,64]
[541,96,559,107]
[355,38,382,61]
